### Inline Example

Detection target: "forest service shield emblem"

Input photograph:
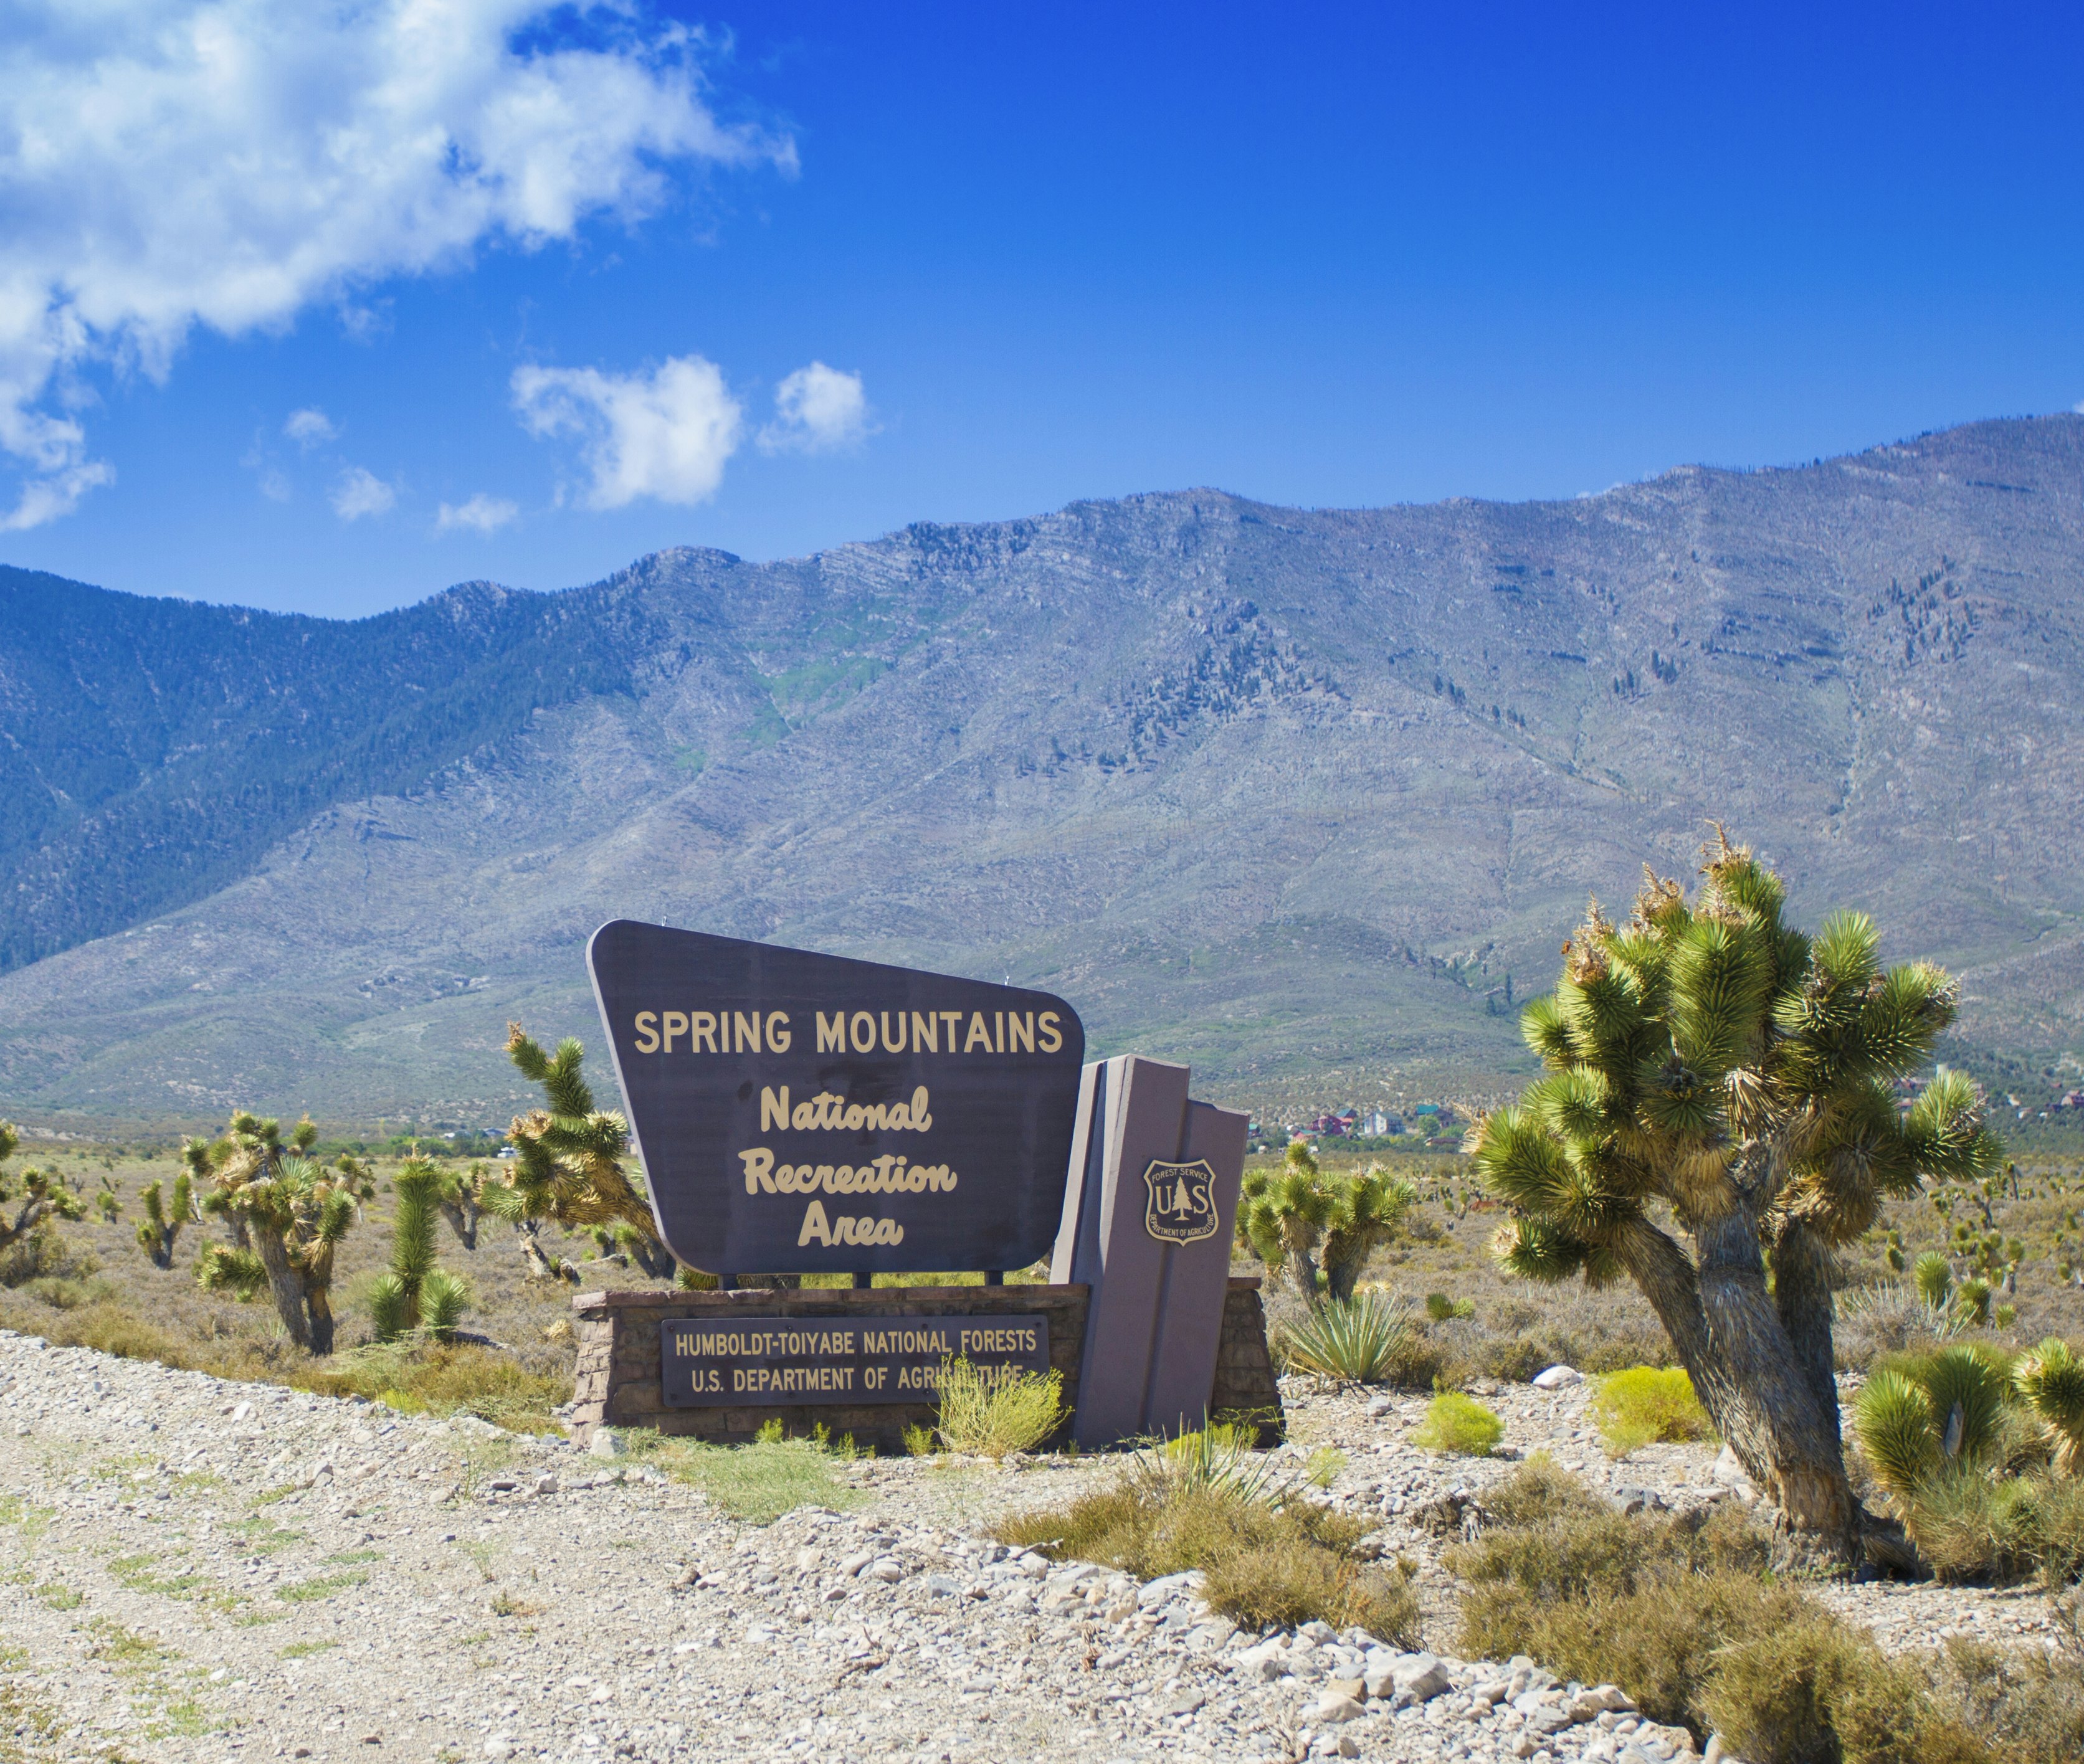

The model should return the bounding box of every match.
[1140,1158,1219,1245]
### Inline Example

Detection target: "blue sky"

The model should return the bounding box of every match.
[2,1,2081,617]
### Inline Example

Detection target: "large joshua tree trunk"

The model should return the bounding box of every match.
[249,1221,314,1352]
[1619,1212,1853,1547]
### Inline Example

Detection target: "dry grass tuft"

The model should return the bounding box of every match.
[996,1431,1419,1643]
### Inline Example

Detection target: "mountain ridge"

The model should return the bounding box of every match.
[6,414,2084,1126]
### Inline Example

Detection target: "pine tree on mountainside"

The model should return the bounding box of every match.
[1468,830,2000,1550]
[193,1112,370,1355]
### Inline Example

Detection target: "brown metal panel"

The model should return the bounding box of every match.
[1070,1055,1192,1447]
[1138,1098,1250,1436]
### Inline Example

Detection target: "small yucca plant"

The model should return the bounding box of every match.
[1853,1345,2010,1501]
[1914,1251,1953,1309]
[2013,1337,2084,1477]
[1279,1289,1414,1383]
[1955,1276,1994,1326]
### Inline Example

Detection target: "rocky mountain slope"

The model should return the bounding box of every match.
[6,415,2084,1126]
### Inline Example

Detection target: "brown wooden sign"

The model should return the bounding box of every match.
[660,1311,1052,1408]
[588,920,1085,1275]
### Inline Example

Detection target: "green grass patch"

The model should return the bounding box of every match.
[31,1580,82,1610]
[1412,1391,1503,1456]
[230,1519,305,1553]
[277,1641,336,1660]
[320,1548,381,1567]
[617,1428,864,1524]
[274,1570,368,1603]
[1591,1367,1715,1458]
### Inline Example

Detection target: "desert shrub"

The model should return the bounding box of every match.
[932,1357,1065,1458]
[1478,1451,1608,1528]
[1923,1635,2084,1764]
[1591,1367,1714,1456]
[305,1342,570,1434]
[1424,1291,1474,1322]
[1701,1613,1944,1764]
[1412,1391,1502,1456]
[0,1228,98,1289]
[1453,1466,1786,1732]
[996,1452,1419,1642]
[1277,1290,1414,1383]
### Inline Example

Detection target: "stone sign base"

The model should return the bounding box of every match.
[570,1277,1283,1453]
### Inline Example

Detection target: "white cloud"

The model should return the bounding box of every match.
[330,465,396,520]
[283,407,338,447]
[512,355,740,508]
[437,492,518,533]
[0,2,793,528]
[758,361,871,454]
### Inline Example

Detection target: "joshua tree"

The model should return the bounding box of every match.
[487,1026,679,1279]
[369,1159,470,1342]
[1914,1250,1953,1309]
[193,1112,368,1354]
[1237,1140,1336,1293]
[1237,1143,1414,1300]
[1320,1165,1417,1301]
[135,1165,194,1269]
[1468,832,1999,1547]
[435,1161,488,1250]
[0,1122,85,1253]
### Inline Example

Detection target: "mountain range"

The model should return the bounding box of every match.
[6,414,2084,1130]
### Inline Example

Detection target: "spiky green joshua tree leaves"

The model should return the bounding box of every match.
[2013,1338,2084,1477]
[135,1165,194,1269]
[0,1121,86,1254]
[369,1159,472,1342]
[487,1025,679,1280]
[1468,832,2001,1546]
[1237,1141,1416,1302]
[192,1112,367,1355]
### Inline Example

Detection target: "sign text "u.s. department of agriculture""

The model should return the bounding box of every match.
[659,1313,1052,1408]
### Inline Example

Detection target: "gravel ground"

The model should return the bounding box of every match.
[1,1334,2062,1764]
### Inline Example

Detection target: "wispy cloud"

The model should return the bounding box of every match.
[758,362,872,454]
[331,466,396,521]
[284,408,338,447]
[0,2,794,529]
[512,356,741,508]
[437,493,519,534]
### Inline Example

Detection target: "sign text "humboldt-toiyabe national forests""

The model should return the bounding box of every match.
[588,922,1085,1275]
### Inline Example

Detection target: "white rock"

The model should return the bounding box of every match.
[1392,1652,1454,1702]
[588,1429,625,1459]
[1233,1641,1287,1682]
[1313,1690,1364,1725]
[1531,1365,1582,1389]
[867,1557,905,1583]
